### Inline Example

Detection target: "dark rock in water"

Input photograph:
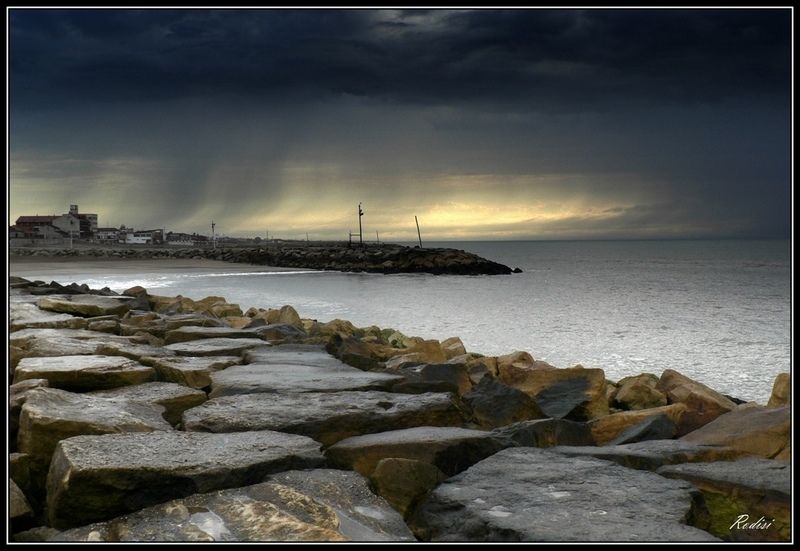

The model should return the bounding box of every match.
[53,471,412,542]
[490,418,594,448]
[326,426,504,478]
[551,439,748,471]
[462,376,546,429]
[13,355,156,391]
[409,447,719,541]
[46,430,325,529]
[512,267,523,273]
[183,391,464,446]
[658,458,791,542]
[723,394,748,405]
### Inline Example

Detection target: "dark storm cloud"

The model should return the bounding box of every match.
[10,9,790,111]
[8,8,791,239]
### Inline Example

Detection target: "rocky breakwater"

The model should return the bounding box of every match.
[10,243,520,276]
[8,275,791,542]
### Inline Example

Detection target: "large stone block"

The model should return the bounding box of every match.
[46,430,325,529]
[183,391,464,446]
[410,447,718,541]
[13,355,155,391]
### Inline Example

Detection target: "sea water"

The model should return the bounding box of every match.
[10,239,790,403]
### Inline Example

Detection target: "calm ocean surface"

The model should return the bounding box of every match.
[11,239,791,403]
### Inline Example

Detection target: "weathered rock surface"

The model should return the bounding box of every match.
[658,458,791,541]
[605,413,678,445]
[242,344,346,367]
[498,365,609,421]
[183,391,464,446]
[163,325,262,344]
[462,376,546,429]
[37,295,133,317]
[264,469,415,541]
[767,373,790,407]
[12,526,63,542]
[89,382,207,425]
[10,301,88,331]
[161,312,226,331]
[208,361,404,398]
[326,426,503,478]
[144,355,241,389]
[489,418,595,448]
[46,430,325,529]
[10,378,50,441]
[250,323,308,342]
[54,470,412,542]
[551,440,747,471]
[441,337,467,359]
[95,342,176,361]
[11,328,136,359]
[614,373,667,410]
[681,406,790,460]
[369,458,447,518]
[13,355,155,391]
[18,388,172,460]
[588,404,687,445]
[10,479,34,528]
[164,337,265,356]
[410,447,718,541]
[657,369,737,434]
[391,363,472,395]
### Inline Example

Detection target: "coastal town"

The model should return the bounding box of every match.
[10,204,218,247]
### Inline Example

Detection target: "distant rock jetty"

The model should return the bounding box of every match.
[9,276,790,542]
[9,243,521,275]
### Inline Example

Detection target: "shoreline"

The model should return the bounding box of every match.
[9,243,520,276]
[8,276,791,542]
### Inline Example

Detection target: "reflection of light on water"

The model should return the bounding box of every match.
[180,270,320,279]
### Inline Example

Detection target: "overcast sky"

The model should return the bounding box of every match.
[8,8,791,240]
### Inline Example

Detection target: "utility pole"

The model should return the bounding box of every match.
[415,216,423,248]
[376,230,379,244]
[358,203,364,246]
[211,220,216,250]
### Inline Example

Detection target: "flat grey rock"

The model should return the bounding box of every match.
[326,426,503,477]
[10,301,88,331]
[46,430,325,529]
[164,325,263,344]
[165,337,266,356]
[242,344,346,368]
[54,471,412,542]
[658,458,791,542]
[13,355,155,391]
[10,328,137,359]
[552,440,747,471]
[95,342,177,361]
[411,447,719,541]
[144,355,242,389]
[208,362,404,398]
[18,387,172,460]
[90,382,207,425]
[37,295,133,317]
[183,391,464,446]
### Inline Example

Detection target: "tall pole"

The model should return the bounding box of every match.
[358,203,364,245]
[376,230,379,244]
[415,216,422,248]
[211,220,216,250]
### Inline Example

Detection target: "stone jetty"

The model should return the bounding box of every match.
[10,242,520,275]
[8,275,791,542]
